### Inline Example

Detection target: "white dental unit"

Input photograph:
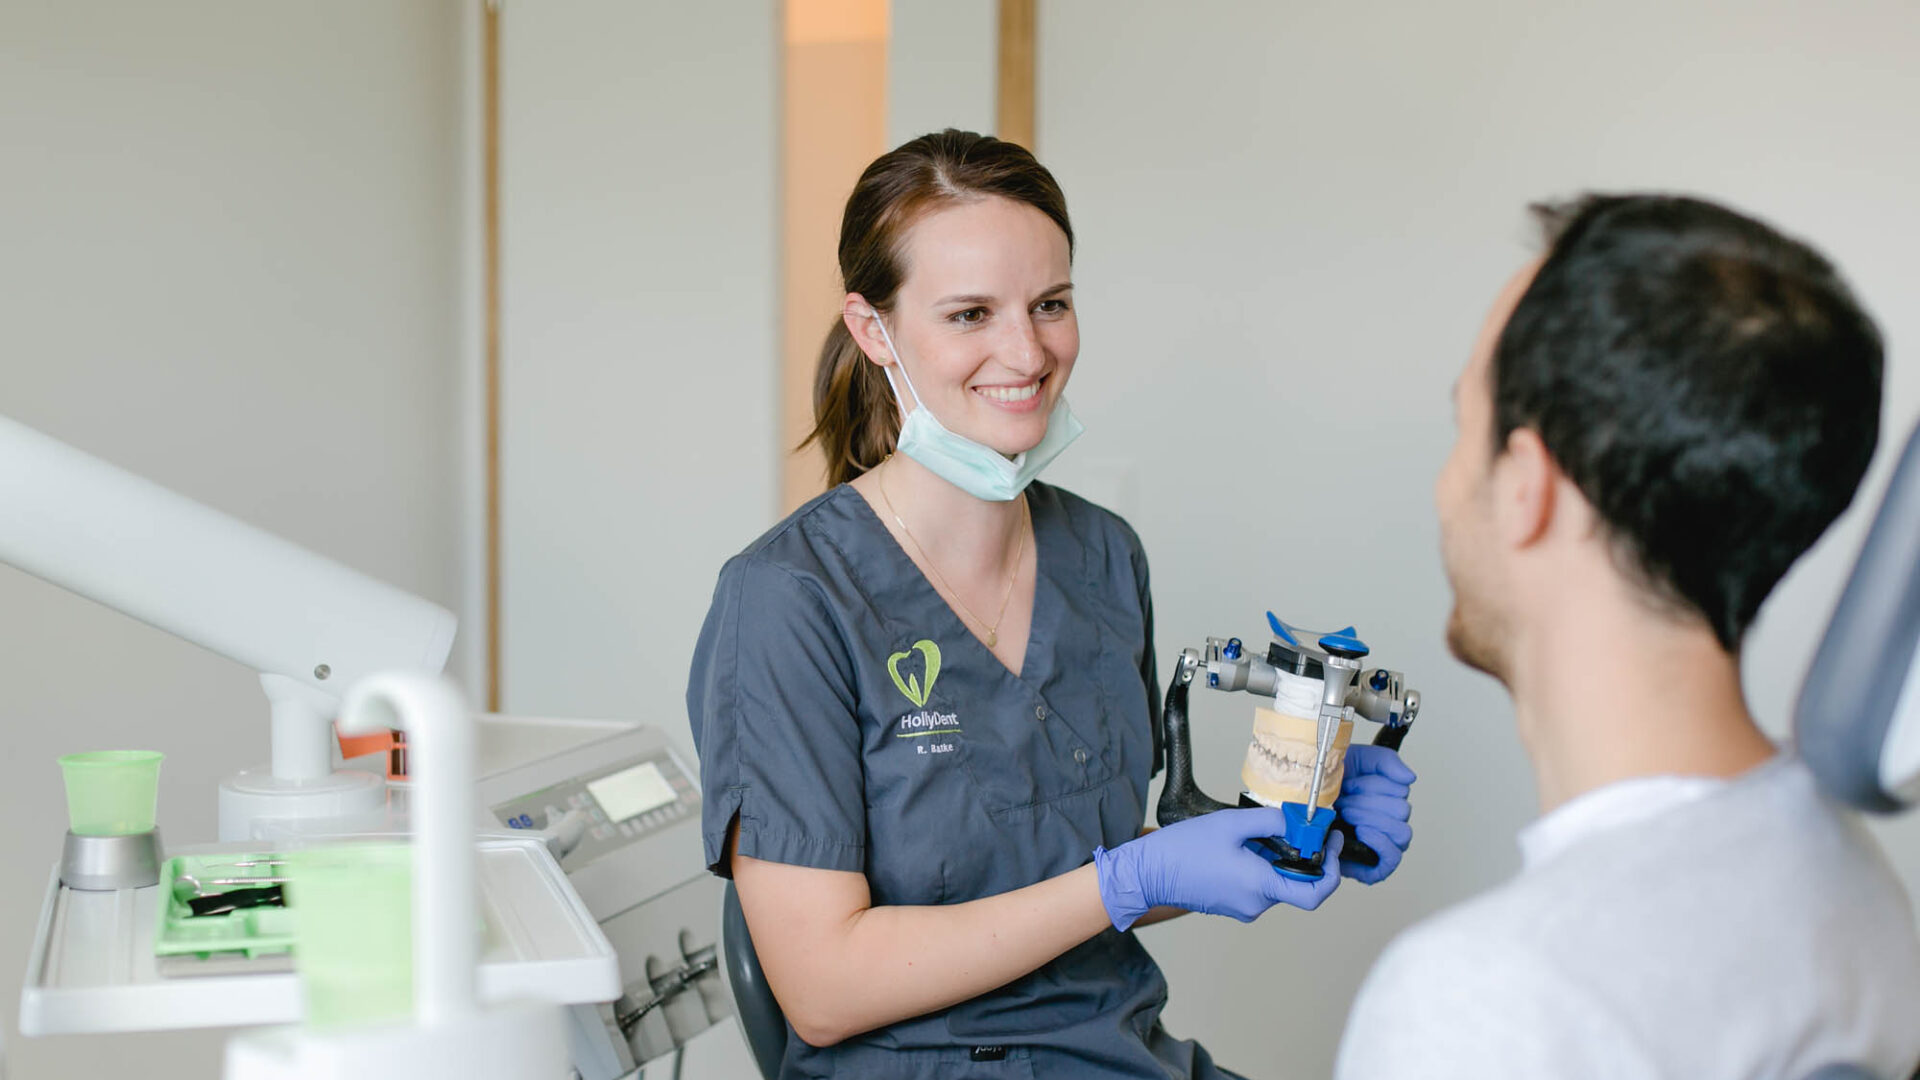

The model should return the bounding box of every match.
[0,412,751,1078]
[475,719,741,1077]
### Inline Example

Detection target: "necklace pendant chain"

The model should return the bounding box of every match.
[877,465,1028,648]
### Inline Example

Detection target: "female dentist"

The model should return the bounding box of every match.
[687,130,1416,1079]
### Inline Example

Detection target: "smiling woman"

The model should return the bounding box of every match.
[801,131,1078,489]
[685,129,1413,1080]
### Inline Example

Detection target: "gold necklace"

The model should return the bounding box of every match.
[876,464,1028,649]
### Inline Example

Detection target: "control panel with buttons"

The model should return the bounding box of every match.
[488,750,699,872]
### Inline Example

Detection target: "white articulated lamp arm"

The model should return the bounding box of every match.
[0,413,456,707]
[0,412,457,836]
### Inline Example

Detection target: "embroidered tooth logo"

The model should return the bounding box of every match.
[888,639,941,708]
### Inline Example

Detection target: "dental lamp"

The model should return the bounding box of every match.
[0,412,457,840]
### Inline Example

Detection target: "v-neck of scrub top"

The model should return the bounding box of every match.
[845,481,1059,693]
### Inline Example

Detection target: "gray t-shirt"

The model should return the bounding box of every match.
[1335,755,1920,1080]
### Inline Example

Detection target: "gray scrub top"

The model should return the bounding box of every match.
[687,482,1243,1080]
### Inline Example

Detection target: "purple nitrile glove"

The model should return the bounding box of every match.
[1093,808,1343,931]
[1335,743,1415,885]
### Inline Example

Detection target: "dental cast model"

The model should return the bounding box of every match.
[1241,705,1351,808]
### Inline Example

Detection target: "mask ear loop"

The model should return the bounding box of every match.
[864,308,926,421]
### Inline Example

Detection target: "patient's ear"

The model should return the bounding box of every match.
[1494,427,1556,549]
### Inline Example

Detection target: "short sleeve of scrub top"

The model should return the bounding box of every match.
[686,552,868,875]
[686,482,1237,1080]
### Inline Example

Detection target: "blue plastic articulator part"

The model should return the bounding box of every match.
[1266,611,1371,660]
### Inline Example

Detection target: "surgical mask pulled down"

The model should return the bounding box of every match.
[867,310,1084,502]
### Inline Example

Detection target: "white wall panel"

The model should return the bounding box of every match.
[888,0,996,146]
[499,1,780,724]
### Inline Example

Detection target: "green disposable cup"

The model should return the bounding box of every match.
[58,751,163,836]
[288,842,414,1029]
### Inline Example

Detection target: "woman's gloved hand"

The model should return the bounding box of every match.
[1335,744,1415,885]
[1093,808,1343,931]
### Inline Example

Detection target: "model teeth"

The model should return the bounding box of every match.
[979,383,1039,403]
[1247,734,1314,786]
[1244,713,1348,805]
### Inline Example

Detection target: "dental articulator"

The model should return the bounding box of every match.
[1157,613,1422,880]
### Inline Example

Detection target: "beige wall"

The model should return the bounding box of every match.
[782,2,891,512]
[0,1,464,1076]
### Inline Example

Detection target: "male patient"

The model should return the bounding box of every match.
[1336,195,1920,1079]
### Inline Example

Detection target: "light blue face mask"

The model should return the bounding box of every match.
[866,309,1084,502]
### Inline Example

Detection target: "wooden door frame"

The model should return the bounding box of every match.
[997,0,1036,149]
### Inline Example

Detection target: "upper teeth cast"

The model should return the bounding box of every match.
[979,383,1039,403]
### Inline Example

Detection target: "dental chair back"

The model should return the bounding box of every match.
[1797,416,1920,813]
[720,881,788,1080]
[1793,417,1920,1080]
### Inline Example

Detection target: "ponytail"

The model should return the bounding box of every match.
[801,316,900,486]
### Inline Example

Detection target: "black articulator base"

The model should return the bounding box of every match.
[1155,675,1232,825]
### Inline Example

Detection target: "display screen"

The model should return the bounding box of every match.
[586,761,678,822]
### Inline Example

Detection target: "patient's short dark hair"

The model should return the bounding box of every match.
[1494,194,1883,650]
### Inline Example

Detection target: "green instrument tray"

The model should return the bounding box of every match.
[154,853,295,960]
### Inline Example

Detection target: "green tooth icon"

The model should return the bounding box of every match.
[888,639,941,708]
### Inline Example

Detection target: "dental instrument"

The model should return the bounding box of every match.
[1157,612,1422,881]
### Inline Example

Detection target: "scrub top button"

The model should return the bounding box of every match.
[1035,705,1047,721]
[1073,747,1088,764]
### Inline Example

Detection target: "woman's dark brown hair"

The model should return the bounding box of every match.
[801,129,1074,486]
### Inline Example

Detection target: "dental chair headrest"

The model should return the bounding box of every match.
[1795,417,1920,813]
